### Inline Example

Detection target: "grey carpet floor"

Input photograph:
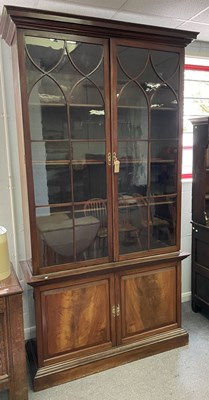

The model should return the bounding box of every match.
[3,301,209,399]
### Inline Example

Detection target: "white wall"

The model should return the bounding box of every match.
[0,38,200,339]
[181,180,192,302]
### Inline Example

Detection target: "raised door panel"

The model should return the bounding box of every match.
[117,263,177,345]
[37,273,115,365]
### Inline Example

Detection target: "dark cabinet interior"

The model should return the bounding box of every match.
[0,6,197,391]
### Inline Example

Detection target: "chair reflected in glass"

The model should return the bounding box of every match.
[118,195,142,249]
[84,198,108,257]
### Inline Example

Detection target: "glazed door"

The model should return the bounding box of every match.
[22,32,112,272]
[111,40,182,260]
[115,263,179,345]
[20,31,183,273]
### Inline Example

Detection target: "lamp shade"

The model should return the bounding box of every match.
[0,226,11,280]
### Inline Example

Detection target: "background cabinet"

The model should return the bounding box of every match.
[191,117,209,313]
[1,6,196,391]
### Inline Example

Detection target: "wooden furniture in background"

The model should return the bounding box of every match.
[191,117,209,313]
[0,6,197,391]
[0,265,28,400]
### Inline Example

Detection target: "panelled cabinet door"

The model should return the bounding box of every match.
[115,263,178,345]
[36,273,116,365]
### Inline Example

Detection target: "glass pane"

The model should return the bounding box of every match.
[32,141,69,162]
[73,163,107,201]
[151,140,178,162]
[25,36,65,73]
[118,80,147,108]
[29,105,68,141]
[32,164,71,206]
[138,62,162,94]
[68,42,103,76]
[150,196,176,248]
[118,141,148,195]
[29,76,65,105]
[82,198,108,258]
[117,46,148,78]
[118,107,148,140]
[36,205,103,265]
[118,194,148,254]
[151,85,178,109]
[72,141,105,162]
[151,51,179,80]
[70,77,104,105]
[150,162,177,195]
[151,109,178,139]
[70,106,105,140]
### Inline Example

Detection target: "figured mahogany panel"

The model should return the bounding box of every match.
[40,274,115,362]
[118,264,177,343]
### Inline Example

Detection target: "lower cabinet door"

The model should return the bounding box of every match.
[36,273,116,366]
[116,262,179,345]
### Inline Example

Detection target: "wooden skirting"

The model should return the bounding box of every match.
[27,327,188,392]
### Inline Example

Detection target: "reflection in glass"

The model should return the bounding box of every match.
[118,108,148,140]
[118,80,148,108]
[151,50,179,81]
[70,107,105,140]
[151,109,178,139]
[118,195,144,254]
[73,164,107,202]
[72,142,105,162]
[32,141,70,162]
[150,196,176,248]
[25,36,65,73]
[117,46,148,78]
[83,198,108,258]
[32,164,71,206]
[150,162,177,195]
[151,85,178,109]
[118,141,148,196]
[151,140,178,162]
[36,206,102,265]
[68,42,103,76]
